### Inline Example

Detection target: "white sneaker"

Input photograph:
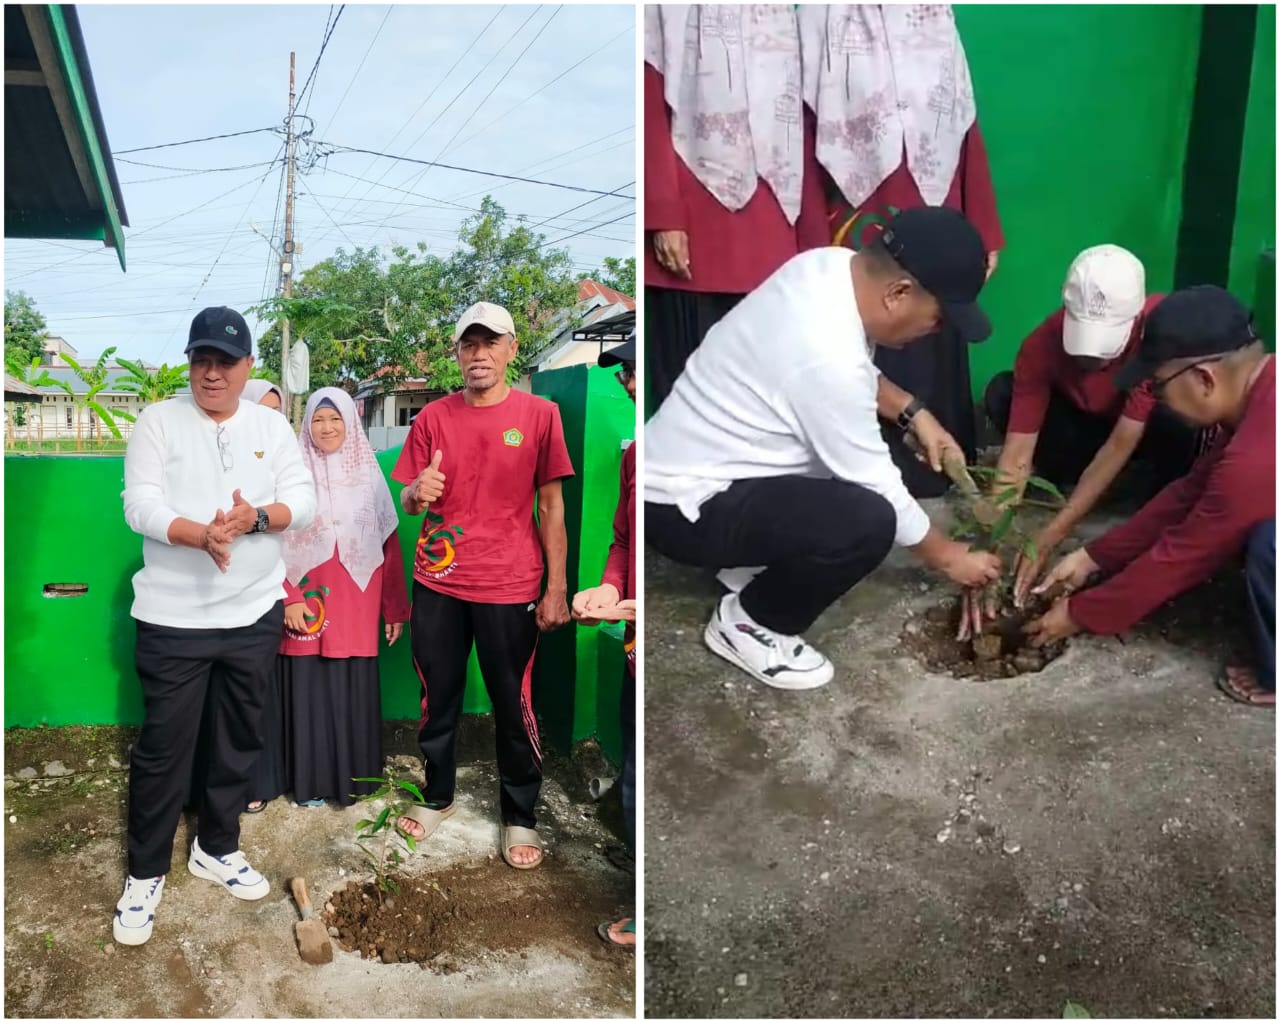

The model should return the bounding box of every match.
[113,874,165,946]
[716,565,765,593]
[703,593,834,690]
[187,837,270,901]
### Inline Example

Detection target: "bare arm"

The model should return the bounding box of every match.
[875,373,914,423]
[993,431,1038,495]
[535,480,570,631]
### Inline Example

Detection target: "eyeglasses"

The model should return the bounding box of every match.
[215,424,233,472]
[615,364,635,387]
[1151,354,1229,401]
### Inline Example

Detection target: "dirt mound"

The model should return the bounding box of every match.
[325,858,626,969]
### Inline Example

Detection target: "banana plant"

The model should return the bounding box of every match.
[52,347,134,451]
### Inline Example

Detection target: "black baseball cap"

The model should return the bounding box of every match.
[1115,285,1257,390]
[186,306,253,359]
[598,329,636,367]
[880,206,991,343]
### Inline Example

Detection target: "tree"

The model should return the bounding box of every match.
[585,255,636,298]
[251,197,583,396]
[115,358,189,405]
[45,348,135,450]
[4,290,48,373]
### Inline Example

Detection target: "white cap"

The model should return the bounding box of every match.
[452,301,516,343]
[1061,245,1146,359]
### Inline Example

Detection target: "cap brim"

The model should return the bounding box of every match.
[942,299,991,344]
[1062,313,1135,360]
[598,337,636,367]
[453,318,514,343]
[1114,358,1156,391]
[186,339,248,359]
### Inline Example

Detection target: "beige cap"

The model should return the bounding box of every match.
[452,301,516,343]
[1062,245,1146,360]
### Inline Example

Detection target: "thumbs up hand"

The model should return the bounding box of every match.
[414,449,446,507]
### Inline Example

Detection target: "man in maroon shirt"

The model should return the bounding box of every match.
[983,246,1204,604]
[391,302,576,866]
[1026,286,1275,707]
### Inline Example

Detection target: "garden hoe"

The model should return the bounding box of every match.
[289,877,333,965]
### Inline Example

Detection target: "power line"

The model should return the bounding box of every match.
[312,142,635,199]
[297,5,346,115]
[448,129,634,205]
[305,5,507,246]
[119,159,280,185]
[304,190,359,251]
[319,5,392,135]
[539,209,634,250]
[114,127,279,156]
[454,22,633,151]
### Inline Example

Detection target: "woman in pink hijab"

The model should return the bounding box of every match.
[246,387,409,810]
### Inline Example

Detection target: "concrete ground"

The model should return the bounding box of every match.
[644,503,1275,1019]
[4,720,634,1018]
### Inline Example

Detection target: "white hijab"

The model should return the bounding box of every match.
[644,5,805,224]
[284,387,401,592]
[800,5,976,209]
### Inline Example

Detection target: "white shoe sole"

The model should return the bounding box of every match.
[703,618,834,690]
[188,855,270,901]
[112,915,154,946]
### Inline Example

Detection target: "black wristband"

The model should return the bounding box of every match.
[897,398,925,432]
[252,507,270,534]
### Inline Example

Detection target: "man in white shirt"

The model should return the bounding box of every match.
[114,307,316,946]
[646,206,1002,689]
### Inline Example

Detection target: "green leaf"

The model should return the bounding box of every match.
[994,486,1020,507]
[354,818,375,831]
[393,779,425,802]
[386,878,399,894]
[989,507,1016,545]
[1020,540,1039,561]
[404,833,417,853]
[371,805,392,831]
[1026,475,1066,502]
[1063,1002,1091,1019]
[350,777,389,785]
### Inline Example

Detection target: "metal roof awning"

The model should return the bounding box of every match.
[4,4,128,268]
[571,308,634,344]
[5,374,43,402]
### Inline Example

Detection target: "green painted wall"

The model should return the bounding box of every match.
[532,364,635,756]
[1228,4,1275,324]
[955,4,1203,394]
[5,372,635,765]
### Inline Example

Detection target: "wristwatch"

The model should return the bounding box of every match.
[897,397,925,432]
[252,508,270,534]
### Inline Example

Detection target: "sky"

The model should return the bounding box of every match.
[3,3,637,366]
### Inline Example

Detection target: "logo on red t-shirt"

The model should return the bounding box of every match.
[289,575,332,640]
[502,428,524,447]
[416,510,464,579]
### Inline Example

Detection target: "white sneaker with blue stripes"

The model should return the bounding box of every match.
[187,837,270,900]
[703,593,834,690]
[113,874,165,945]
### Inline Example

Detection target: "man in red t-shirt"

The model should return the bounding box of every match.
[391,302,575,867]
[1026,287,1275,707]
[983,246,1203,603]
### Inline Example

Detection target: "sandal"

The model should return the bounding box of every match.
[597,918,636,951]
[396,803,455,847]
[501,825,544,870]
[245,800,268,814]
[296,798,325,807]
[1217,666,1276,707]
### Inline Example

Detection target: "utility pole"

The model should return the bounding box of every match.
[280,51,297,418]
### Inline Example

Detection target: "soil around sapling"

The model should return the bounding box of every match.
[325,857,628,970]
[899,590,1067,680]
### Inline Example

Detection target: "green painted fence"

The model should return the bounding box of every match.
[4,366,635,763]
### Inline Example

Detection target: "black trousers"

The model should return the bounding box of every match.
[645,286,744,410]
[876,324,977,499]
[983,371,1202,492]
[646,476,897,636]
[128,602,284,878]
[410,583,542,828]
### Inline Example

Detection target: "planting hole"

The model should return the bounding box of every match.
[43,583,89,598]
[900,594,1068,680]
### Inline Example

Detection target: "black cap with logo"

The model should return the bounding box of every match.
[186,306,253,359]
[880,206,991,343]
[1115,285,1257,390]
